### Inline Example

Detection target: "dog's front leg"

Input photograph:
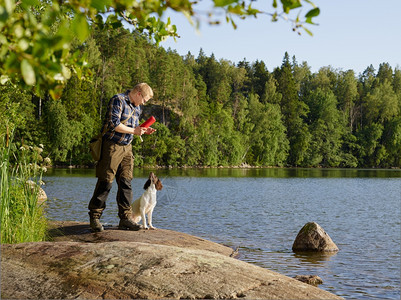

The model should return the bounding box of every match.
[148,210,156,230]
[141,210,148,229]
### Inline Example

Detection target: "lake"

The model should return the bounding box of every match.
[42,167,401,299]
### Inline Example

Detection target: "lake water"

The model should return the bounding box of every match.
[42,168,401,299]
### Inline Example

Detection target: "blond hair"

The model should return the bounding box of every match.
[132,83,153,99]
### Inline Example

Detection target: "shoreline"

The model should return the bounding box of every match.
[51,164,401,170]
[54,164,290,169]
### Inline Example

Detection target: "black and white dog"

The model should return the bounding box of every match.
[132,172,163,230]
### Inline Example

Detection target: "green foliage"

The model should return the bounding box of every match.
[0,0,319,97]
[1,24,400,169]
[44,100,84,162]
[357,123,384,166]
[0,125,49,244]
[335,70,358,132]
[364,80,399,124]
[382,117,401,167]
[304,88,345,166]
[246,94,289,166]
[274,52,310,166]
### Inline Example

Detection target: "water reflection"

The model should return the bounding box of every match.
[293,251,338,264]
[44,167,401,178]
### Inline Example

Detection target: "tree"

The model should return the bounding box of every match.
[197,54,232,106]
[292,60,312,100]
[382,117,401,167]
[44,100,83,162]
[1,0,320,98]
[304,88,345,166]
[335,70,358,132]
[0,84,37,145]
[274,52,310,166]
[150,48,179,124]
[251,60,269,98]
[356,123,384,167]
[246,94,289,166]
[261,73,282,105]
[376,63,393,84]
[364,80,399,124]
[230,64,248,119]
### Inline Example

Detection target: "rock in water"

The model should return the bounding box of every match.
[292,222,339,252]
[26,179,47,204]
[294,275,323,286]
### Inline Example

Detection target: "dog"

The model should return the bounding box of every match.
[131,172,163,230]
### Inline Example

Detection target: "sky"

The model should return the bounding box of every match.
[160,0,401,75]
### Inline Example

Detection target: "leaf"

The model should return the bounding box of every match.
[21,0,40,9]
[305,7,320,18]
[4,0,15,14]
[228,4,245,15]
[21,59,36,86]
[90,0,111,12]
[18,38,30,51]
[214,0,238,7]
[71,13,89,42]
[61,64,71,80]
[281,0,302,12]
[231,18,237,29]
[0,75,9,85]
[305,7,320,24]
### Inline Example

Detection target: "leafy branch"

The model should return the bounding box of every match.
[0,0,320,98]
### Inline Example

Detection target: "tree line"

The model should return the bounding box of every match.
[1,27,400,168]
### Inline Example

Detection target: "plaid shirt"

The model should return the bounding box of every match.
[102,90,141,145]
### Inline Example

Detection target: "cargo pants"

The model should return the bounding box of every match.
[88,139,134,220]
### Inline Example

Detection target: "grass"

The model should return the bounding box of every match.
[0,129,48,244]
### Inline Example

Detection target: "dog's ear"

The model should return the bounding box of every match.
[155,178,163,191]
[143,179,151,190]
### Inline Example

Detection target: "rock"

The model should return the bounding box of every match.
[26,179,47,204]
[37,188,47,203]
[1,221,343,300]
[294,275,323,286]
[47,221,235,257]
[292,222,339,252]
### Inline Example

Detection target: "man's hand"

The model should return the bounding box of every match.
[134,126,148,136]
[145,127,156,135]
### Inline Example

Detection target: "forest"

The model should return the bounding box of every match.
[1,26,400,169]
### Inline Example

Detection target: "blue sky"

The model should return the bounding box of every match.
[160,0,401,75]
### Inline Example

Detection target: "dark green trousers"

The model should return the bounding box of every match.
[88,139,134,220]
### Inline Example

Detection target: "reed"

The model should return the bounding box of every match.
[0,128,48,244]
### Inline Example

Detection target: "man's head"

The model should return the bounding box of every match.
[129,83,153,106]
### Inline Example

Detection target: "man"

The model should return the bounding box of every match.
[88,83,155,232]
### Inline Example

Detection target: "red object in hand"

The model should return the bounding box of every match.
[140,116,156,128]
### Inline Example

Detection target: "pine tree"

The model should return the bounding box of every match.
[274,52,310,166]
